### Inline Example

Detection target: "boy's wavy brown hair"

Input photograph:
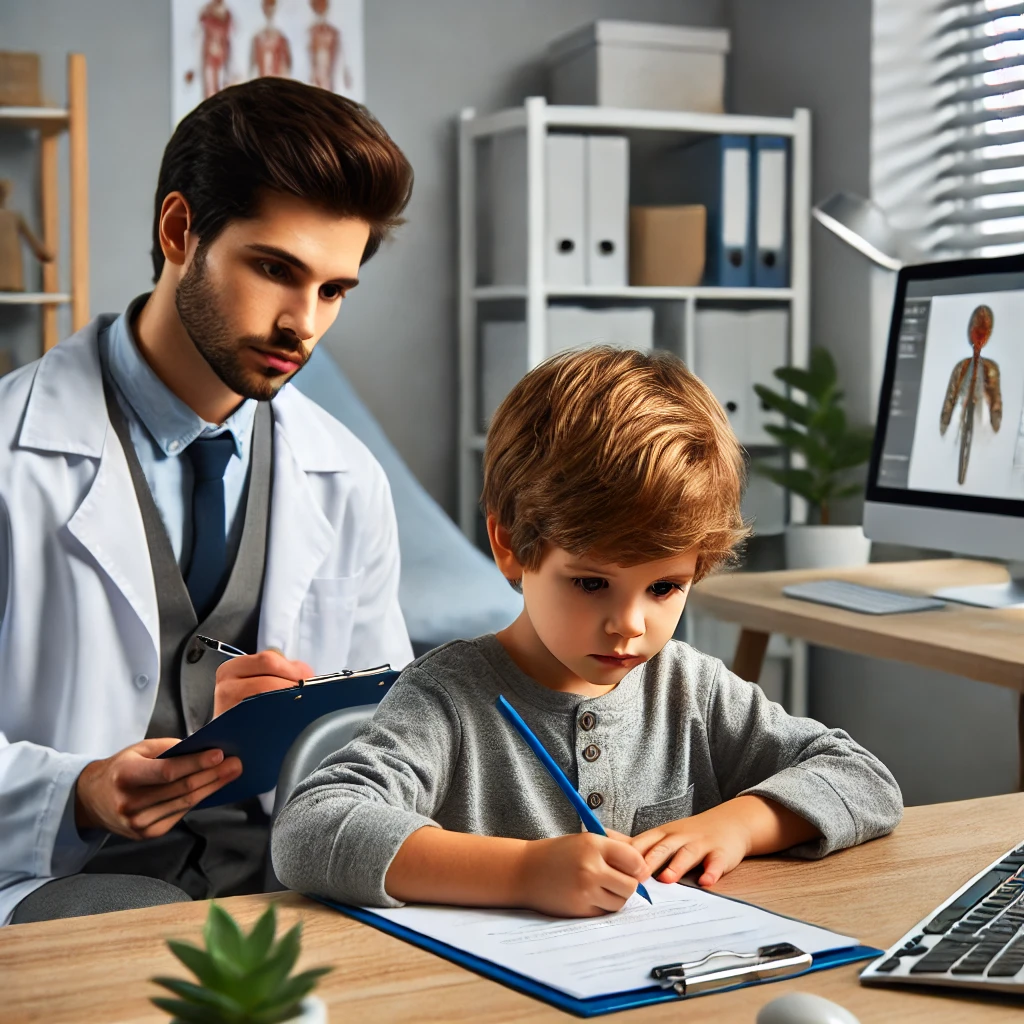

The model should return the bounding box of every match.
[482,346,749,583]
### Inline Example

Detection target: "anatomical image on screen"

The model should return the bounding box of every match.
[906,290,1024,499]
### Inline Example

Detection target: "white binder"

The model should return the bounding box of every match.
[585,135,629,287]
[546,134,586,288]
[694,309,749,438]
[693,308,788,444]
[753,136,789,287]
[481,307,654,427]
[746,308,789,444]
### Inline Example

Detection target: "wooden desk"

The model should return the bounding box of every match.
[3,796,1023,1023]
[689,559,1024,787]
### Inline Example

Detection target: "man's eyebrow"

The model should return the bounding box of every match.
[244,244,360,288]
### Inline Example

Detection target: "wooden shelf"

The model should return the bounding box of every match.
[0,56,90,353]
[0,292,71,304]
[0,106,70,133]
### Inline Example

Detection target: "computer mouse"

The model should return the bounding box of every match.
[756,991,861,1024]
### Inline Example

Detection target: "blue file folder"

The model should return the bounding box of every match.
[753,135,790,287]
[314,894,880,1017]
[676,134,753,287]
[160,667,397,807]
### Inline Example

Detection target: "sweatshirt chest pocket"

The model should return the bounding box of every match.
[297,572,363,670]
[631,784,695,836]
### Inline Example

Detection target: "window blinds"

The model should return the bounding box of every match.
[929,0,1024,256]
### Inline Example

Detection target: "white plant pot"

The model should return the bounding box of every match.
[291,995,328,1023]
[784,525,871,571]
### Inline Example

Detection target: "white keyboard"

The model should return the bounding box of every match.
[862,841,1024,994]
[781,579,946,615]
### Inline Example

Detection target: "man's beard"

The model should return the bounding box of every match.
[175,246,309,402]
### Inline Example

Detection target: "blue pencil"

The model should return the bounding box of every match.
[496,694,652,905]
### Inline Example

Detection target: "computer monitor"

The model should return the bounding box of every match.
[864,254,1024,607]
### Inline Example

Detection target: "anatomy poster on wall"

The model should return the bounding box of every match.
[171,0,364,124]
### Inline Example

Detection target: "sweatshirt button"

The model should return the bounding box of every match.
[579,711,597,731]
[587,791,603,809]
[134,673,149,688]
[582,743,601,762]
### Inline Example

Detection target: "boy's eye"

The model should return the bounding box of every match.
[649,581,684,598]
[320,283,344,301]
[572,577,608,593]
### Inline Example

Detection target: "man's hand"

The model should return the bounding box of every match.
[630,796,821,887]
[213,649,313,718]
[517,832,649,917]
[74,739,242,839]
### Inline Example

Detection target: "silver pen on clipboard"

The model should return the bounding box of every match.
[194,634,390,687]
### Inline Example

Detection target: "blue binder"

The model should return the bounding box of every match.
[676,134,753,287]
[160,666,397,807]
[753,136,790,287]
[314,894,880,1017]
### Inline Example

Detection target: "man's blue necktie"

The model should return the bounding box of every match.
[184,434,236,621]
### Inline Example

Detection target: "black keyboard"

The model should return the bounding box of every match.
[862,841,1024,993]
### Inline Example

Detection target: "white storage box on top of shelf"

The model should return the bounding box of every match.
[546,21,730,114]
[480,306,654,427]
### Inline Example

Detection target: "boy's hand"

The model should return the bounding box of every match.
[630,796,822,887]
[630,803,755,887]
[518,832,649,917]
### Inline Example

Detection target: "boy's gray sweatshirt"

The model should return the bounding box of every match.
[272,636,902,907]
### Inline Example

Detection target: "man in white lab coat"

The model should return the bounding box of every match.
[0,78,415,924]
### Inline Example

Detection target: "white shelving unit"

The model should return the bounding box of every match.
[457,96,812,713]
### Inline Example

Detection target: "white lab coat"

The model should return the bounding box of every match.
[0,317,413,923]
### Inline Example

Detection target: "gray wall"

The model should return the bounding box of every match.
[0,0,726,513]
[729,0,1018,805]
[4,0,1015,804]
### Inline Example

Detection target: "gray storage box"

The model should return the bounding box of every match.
[546,21,730,113]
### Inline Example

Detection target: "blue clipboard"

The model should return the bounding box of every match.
[159,667,397,807]
[311,894,880,1017]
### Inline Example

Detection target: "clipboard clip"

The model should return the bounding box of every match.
[297,663,392,688]
[650,942,812,997]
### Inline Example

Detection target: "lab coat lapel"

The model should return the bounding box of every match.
[66,430,160,652]
[258,388,340,653]
[19,319,160,657]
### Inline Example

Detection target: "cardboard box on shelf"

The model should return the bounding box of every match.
[629,205,706,287]
[0,52,41,107]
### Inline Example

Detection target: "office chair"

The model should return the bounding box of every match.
[266,703,378,890]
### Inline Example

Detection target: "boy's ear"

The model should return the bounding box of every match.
[486,514,525,584]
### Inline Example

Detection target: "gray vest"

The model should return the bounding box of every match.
[103,381,273,737]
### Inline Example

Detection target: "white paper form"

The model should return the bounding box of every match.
[368,879,857,1001]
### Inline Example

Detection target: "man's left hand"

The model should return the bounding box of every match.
[213,649,313,717]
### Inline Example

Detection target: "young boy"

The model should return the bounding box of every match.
[272,347,902,918]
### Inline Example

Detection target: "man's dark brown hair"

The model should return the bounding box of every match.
[151,78,413,281]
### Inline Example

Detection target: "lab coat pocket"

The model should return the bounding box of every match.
[631,784,695,835]
[297,571,364,671]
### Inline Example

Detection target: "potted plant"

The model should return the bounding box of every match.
[152,902,332,1024]
[752,346,874,570]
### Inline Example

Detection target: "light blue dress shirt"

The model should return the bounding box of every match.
[100,305,258,573]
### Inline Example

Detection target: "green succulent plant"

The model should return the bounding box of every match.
[752,346,874,526]
[151,902,331,1024]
